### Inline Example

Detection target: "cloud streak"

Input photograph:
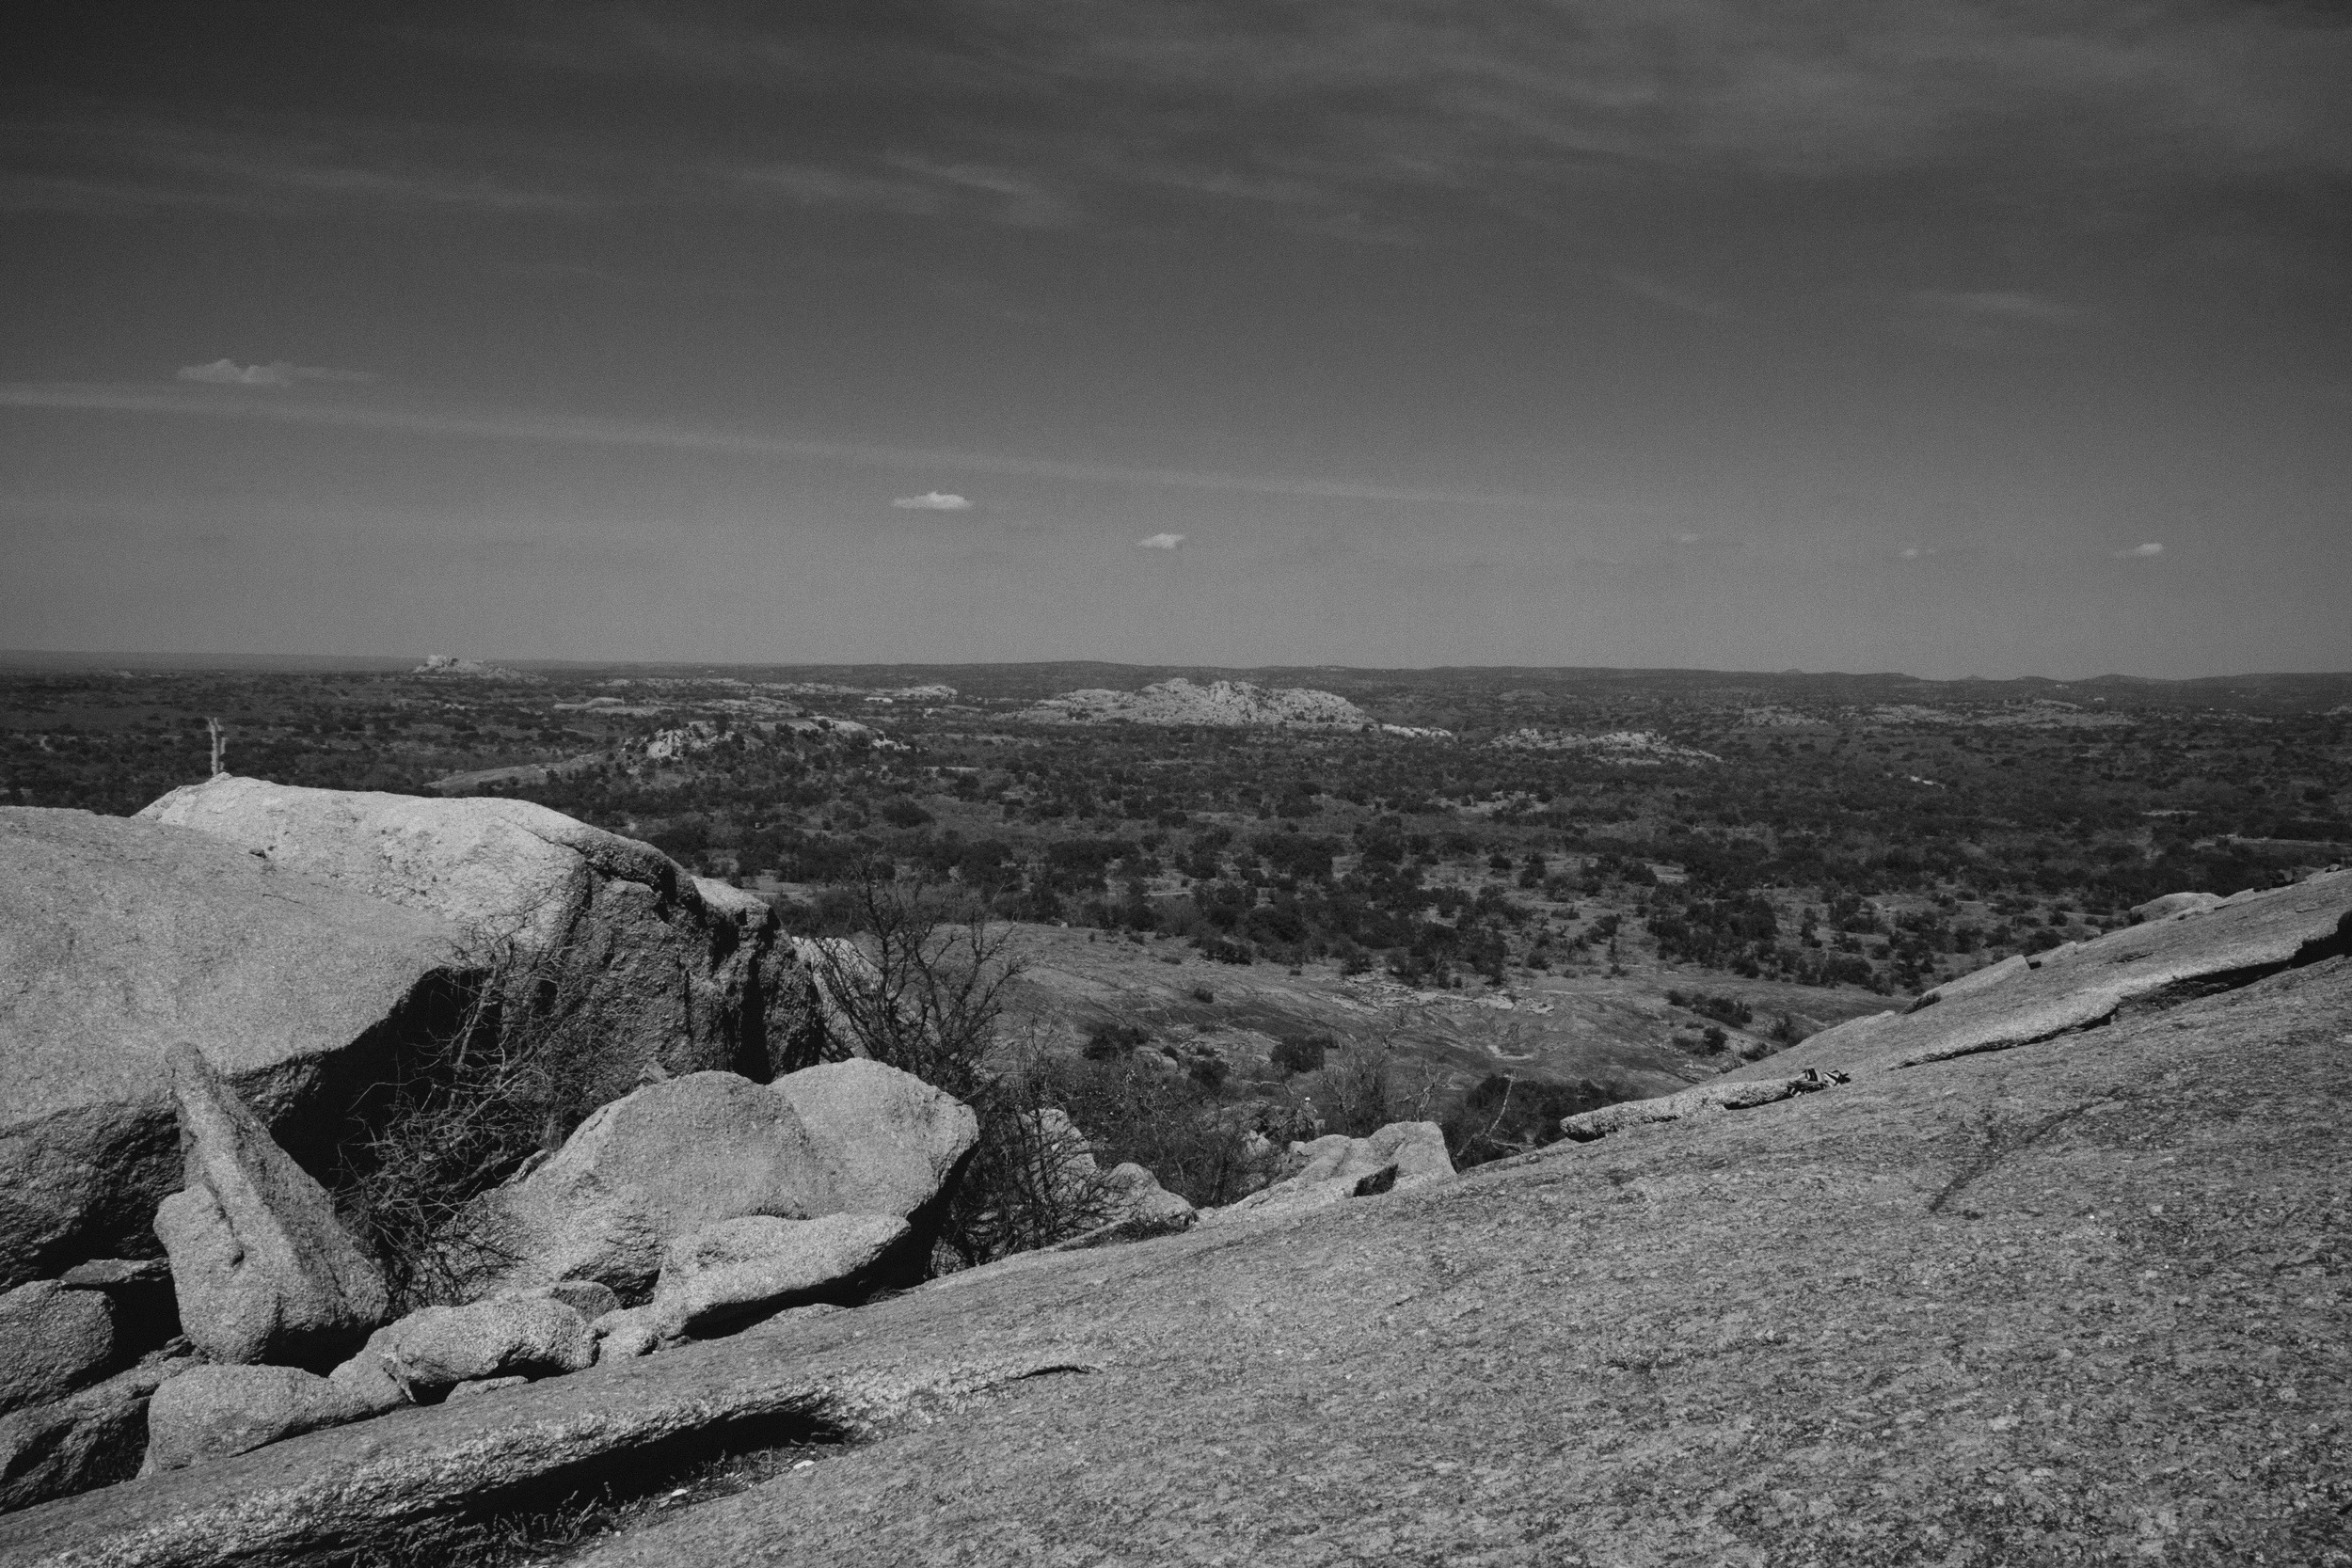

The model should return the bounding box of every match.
[178,358,375,388]
[892,491,972,511]
[1136,532,1185,549]
[0,382,1560,509]
[2117,542,2166,558]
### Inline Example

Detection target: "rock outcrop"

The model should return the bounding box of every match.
[152,1045,389,1370]
[136,776,817,1100]
[0,807,472,1290]
[646,1214,913,1338]
[1018,678,1372,729]
[9,873,2350,1566]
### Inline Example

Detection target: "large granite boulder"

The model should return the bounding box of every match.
[0,807,473,1291]
[647,1214,913,1338]
[137,777,819,1101]
[469,1072,839,1297]
[771,1059,980,1238]
[153,1045,389,1370]
[476,1066,978,1297]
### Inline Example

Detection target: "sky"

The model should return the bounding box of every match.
[4,1,2348,678]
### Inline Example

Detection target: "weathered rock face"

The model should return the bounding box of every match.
[0,1281,114,1415]
[136,776,817,1101]
[771,1060,979,1236]
[648,1214,913,1338]
[472,1072,839,1296]
[152,1045,389,1370]
[1204,1120,1455,1225]
[140,1364,370,1475]
[0,807,473,1291]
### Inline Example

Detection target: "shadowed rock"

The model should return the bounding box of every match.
[152,1045,388,1370]
[0,1354,189,1513]
[0,1281,114,1417]
[0,807,472,1291]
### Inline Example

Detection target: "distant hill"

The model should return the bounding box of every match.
[1018,677,1372,729]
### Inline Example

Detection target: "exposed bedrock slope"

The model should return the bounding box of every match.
[1732,867,2352,1082]
[10,942,2346,1566]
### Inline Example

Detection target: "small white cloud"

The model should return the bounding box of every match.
[1899,546,1923,559]
[177,357,373,387]
[1136,532,1185,550]
[892,491,972,512]
[2117,542,2166,558]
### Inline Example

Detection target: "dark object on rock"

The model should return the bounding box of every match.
[152,1045,389,1370]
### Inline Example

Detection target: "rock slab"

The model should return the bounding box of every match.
[152,1045,389,1370]
[649,1214,912,1338]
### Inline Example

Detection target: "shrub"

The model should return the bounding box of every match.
[332,932,612,1311]
[1270,1034,1332,1076]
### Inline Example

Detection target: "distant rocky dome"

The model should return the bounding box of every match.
[411,656,540,682]
[1019,678,1371,729]
[1490,728,1720,765]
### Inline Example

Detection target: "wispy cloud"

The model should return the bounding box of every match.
[1613,273,1739,321]
[0,382,1559,508]
[2117,542,2166,558]
[892,491,972,512]
[178,358,375,388]
[1136,532,1186,550]
[1913,290,2090,326]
